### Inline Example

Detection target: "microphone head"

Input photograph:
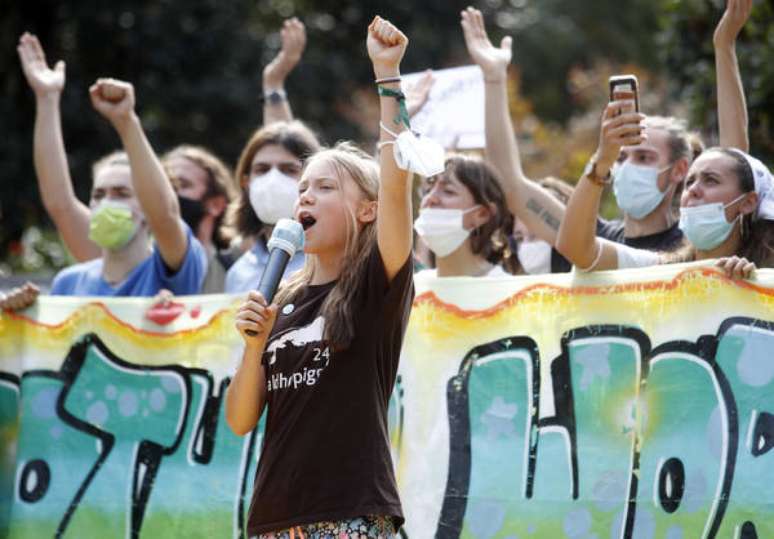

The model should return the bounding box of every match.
[268,218,305,257]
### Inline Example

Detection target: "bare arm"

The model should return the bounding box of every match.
[226,291,277,435]
[460,8,565,245]
[90,79,188,270]
[368,17,413,281]
[17,33,99,262]
[262,18,306,125]
[713,0,752,151]
[556,102,645,271]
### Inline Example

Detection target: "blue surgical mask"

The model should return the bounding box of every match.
[678,194,746,251]
[613,162,672,219]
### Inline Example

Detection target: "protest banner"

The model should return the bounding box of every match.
[2,264,773,538]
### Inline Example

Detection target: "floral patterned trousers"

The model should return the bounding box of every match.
[254,515,396,539]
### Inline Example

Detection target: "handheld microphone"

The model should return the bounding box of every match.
[245,218,305,336]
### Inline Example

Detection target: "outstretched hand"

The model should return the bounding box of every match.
[406,70,435,118]
[461,7,511,82]
[89,78,136,130]
[17,32,65,97]
[263,17,307,90]
[367,16,408,79]
[714,0,753,48]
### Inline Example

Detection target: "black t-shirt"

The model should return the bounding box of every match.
[597,218,684,251]
[246,245,414,535]
[550,219,684,273]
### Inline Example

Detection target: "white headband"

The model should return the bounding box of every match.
[730,148,774,221]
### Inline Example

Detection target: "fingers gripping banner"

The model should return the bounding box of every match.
[2,265,774,538]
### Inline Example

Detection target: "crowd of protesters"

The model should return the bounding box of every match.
[4,1,773,537]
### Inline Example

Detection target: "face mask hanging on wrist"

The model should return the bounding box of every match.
[249,168,298,225]
[377,85,445,177]
[89,201,140,251]
[414,206,480,257]
[678,194,746,251]
[392,130,446,177]
[613,162,672,219]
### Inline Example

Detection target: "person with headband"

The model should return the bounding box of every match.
[45,77,207,296]
[414,155,516,277]
[17,33,236,293]
[556,0,773,278]
[558,129,773,276]
[460,7,697,277]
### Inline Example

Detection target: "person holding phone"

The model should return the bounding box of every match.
[461,7,698,274]
[555,100,774,277]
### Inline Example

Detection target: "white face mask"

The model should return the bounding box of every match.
[678,194,746,251]
[393,130,446,177]
[517,239,552,275]
[249,168,298,225]
[613,162,672,219]
[414,206,479,258]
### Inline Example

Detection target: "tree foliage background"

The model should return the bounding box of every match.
[1,0,772,279]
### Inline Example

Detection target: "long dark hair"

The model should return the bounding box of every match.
[230,121,321,238]
[431,154,517,272]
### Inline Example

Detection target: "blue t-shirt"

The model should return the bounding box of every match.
[50,224,207,297]
[224,237,305,294]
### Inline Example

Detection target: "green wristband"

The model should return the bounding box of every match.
[377,85,411,129]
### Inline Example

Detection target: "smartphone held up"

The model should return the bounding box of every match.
[609,75,639,114]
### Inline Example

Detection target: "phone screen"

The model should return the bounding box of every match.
[609,76,639,113]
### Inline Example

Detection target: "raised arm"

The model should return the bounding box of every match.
[262,17,306,125]
[556,101,645,271]
[713,0,752,151]
[89,79,188,270]
[461,7,565,245]
[368,17,413,281]
[17,33,100,262]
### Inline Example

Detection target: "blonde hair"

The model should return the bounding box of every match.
[274,141,380,349]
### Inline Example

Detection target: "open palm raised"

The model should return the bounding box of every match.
[461,7,512,81]
[17,32,65,96]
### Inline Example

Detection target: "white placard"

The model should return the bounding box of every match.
[403,65,485,150]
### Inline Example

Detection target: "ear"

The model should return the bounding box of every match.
[669,158,689,185]
[470,203,494,228]
[205,195,227,217]
[241,174,250,190]
[357,200,378,224]
[739,191,759,217]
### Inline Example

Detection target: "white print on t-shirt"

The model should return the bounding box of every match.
[265,316,325,365]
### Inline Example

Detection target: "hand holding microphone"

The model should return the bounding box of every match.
[237,218,304,339]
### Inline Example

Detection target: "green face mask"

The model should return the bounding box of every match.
[88,201,139,251]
